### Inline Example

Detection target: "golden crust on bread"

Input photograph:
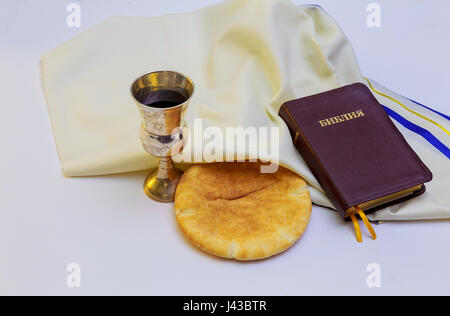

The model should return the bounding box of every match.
[174,162,311,261]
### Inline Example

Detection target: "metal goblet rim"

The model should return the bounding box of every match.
[130,70,196,111]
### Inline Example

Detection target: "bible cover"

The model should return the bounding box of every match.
[279,83,433,217]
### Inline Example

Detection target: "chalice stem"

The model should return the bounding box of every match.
[156,157,175,179]
[143,158,183,203]
[159,157,173,171]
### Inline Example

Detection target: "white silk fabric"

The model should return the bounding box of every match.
[42,0,450,220]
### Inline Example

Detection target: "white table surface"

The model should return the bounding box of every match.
[0,0,449,296]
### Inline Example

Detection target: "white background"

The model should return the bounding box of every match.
[0,0,449,296]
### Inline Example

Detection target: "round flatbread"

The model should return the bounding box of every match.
[174,162,311,261]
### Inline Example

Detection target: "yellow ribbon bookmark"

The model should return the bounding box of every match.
[355,206,377,240]
[348,207,378,242]
[350,213,362,243]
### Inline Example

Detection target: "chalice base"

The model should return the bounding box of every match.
[143,162,183,203]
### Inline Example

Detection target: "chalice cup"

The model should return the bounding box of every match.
[131,71,195,202]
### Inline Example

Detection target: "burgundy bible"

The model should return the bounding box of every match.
[279,83,432,241]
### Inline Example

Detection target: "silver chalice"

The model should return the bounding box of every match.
[131,71,195,202]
